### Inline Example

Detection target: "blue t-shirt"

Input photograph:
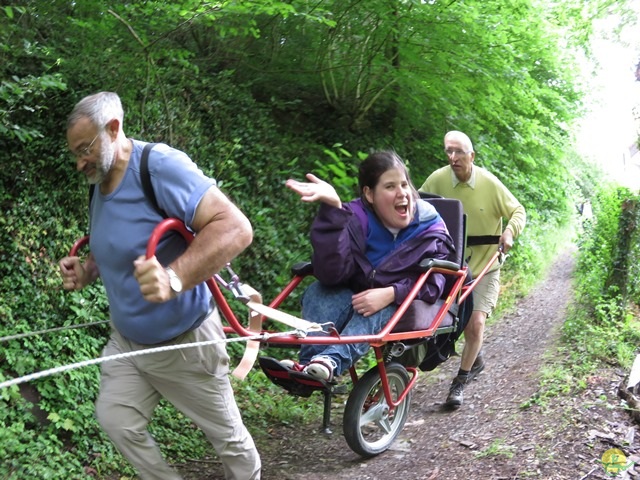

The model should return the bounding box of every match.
[89,140,216,344]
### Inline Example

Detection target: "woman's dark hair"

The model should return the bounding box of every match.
[358,151,418,206]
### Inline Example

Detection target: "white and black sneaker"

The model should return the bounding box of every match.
[303,356,338,382]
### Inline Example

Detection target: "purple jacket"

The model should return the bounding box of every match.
[310,199,455,304]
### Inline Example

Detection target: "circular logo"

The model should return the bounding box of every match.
[601,448,629,475]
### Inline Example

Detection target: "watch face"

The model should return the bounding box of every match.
[167,269,183,293]
[170,277,182,292]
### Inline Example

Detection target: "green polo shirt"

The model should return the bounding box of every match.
[419,165,526,275]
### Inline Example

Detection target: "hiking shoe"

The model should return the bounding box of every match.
[445,375,468,408]
[303,356,337,382]
[469,353,485,380]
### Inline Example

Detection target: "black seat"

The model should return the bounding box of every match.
[392,196,466,333]
[390,195,471,371]
[420,193,466,267]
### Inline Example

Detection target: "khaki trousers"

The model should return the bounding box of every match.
[95,308,261,480]
[472,269,501,316]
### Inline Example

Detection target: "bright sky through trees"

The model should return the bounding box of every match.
[576,3,640,188]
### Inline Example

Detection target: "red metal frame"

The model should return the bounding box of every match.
[71,217,499,412]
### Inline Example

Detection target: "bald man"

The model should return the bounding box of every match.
[420,131,526,408]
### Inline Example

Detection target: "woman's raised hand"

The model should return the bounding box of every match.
[285,173,342,208]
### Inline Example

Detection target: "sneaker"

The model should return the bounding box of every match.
[445,375,468,408]
[303,356,337,382]
[469,353,485,380]
[280,359,303,371]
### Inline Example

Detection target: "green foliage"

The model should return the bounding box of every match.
[232,371,324,428]
[565,184,640,367]
[313,144,362,201]
[573,185,640,314]
[0,5,67,144]
[147,401,210,464]
[475,438,516,459]
[524,182,640,410]
[520,358,584,409]
[0,180,112,477]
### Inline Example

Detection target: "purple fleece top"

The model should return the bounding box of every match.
[310,198,455,304]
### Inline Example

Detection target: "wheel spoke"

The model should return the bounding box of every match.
[376,415,392,434]
[359,402,385,426]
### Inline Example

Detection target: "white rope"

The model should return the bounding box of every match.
[0,320,110,343]
[0,330,299,390]
[0,288,330,390]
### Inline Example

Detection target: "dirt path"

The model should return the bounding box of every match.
[181,247,640,479]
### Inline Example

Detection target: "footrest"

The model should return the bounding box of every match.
[258,356,327,397]
[289,370,332,390]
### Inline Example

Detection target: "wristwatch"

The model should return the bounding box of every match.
[165,267,183,295]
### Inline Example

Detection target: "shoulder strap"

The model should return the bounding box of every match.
[140,143,166,217]
[87,142,166,227]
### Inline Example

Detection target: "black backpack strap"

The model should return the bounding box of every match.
[140,143,166,218]
[87,184,95,234]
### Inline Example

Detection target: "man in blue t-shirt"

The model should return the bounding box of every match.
[59,91,260,480]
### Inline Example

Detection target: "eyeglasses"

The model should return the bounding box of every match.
[71,132,100,159]
[444,149,471,157]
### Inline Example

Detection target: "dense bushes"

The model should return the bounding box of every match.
[564,184,640,368]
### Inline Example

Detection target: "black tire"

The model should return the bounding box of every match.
[343,362,412,457]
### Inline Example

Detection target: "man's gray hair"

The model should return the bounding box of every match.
[67,91,124,129]
[445,130,474,152]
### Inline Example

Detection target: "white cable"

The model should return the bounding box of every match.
[0,331,297,390]
[0,320,110,343]
[0,293,324,389]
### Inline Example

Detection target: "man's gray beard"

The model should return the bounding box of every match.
[89,134,116,184]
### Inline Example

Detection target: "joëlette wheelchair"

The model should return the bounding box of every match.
[70,195,502,458]
[255,195,501,457]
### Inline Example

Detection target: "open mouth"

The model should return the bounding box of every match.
[395,204,409,215]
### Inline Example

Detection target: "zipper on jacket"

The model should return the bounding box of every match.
[368,269,377,287]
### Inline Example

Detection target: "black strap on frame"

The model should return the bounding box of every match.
[466,235,501,246]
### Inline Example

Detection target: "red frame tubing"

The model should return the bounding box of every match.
[71,218,476,348]
[458,249,501,304]
[70,236,90,256]
[72,217,495,410]
[145,219,257,337]
[372,346,418,410]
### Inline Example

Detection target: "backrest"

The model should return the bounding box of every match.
[420,194,466,267]
[392,196,468,335]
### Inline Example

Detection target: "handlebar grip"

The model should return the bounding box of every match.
[70,236,90,256]
[146,218,194,259]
